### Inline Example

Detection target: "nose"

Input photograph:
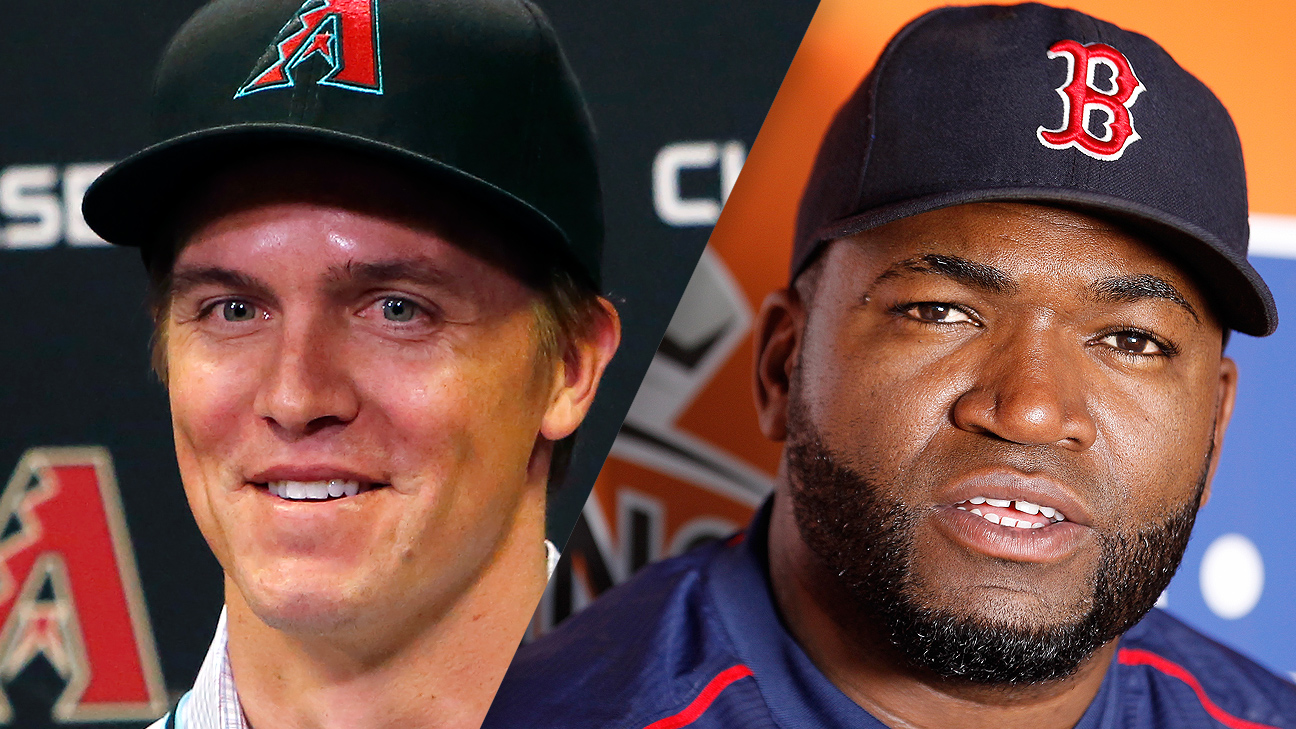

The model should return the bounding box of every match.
[254,316,360,438]
[951,330,1097,451]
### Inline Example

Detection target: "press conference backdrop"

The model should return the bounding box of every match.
[548,0,1296,686]
[0,1,816,726]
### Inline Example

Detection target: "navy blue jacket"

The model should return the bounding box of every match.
[485,502,1296,729]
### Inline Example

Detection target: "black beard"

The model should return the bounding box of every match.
[784,401,1205,686]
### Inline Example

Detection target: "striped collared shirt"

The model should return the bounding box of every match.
[149,608,246,729]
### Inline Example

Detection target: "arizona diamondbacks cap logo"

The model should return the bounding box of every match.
[1037,40,1144,160]
[236,0,383,99]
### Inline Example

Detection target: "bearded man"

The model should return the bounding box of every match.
[484,4,1296,728]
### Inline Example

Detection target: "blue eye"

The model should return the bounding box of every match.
[222,301,256,322]
[382,297,418,322]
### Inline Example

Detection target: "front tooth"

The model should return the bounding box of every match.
[984,513,1001,524]
[1001,517,1018,527]
[985,498,1011,508]
[343,482,360,497]
[286,482,306,499]
[969,496,986,504]
[328,480,345,498]
[1015,500,1041,515]
[1039,506,1057,519]
[305,482,329,500]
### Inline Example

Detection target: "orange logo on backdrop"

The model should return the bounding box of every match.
[0,448,165,723]
[542,250,782,627]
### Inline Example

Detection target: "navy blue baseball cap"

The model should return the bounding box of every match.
[794,2,1276,336]
[83,0,603,288]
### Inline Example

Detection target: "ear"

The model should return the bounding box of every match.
[1199,355,1238,508]
[753,287,806,442]
[540,297,622,441]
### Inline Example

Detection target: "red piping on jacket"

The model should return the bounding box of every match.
[1118,648,1281,729]
[643,664,754,729]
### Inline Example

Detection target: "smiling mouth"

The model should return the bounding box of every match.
[261,480,383,502]
[952,496,1067,530]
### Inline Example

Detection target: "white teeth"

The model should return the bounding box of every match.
[966,507,1049,530]
[267,480,363,501]
[956,505,968,511]
[1015,500,1041,515]
[961,497,1065,523]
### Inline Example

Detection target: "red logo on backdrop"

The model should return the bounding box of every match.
[236,0,383,98]
[0,448,165,723]
[1037,40,1145,160]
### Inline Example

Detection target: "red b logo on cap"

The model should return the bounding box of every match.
[1037,40,1145,160]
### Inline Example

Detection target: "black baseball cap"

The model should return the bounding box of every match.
[794,2,1276,336]
[83,0,603,288]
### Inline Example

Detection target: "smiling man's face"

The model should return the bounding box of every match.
[163,159,573,646]
[765,202,1237,682]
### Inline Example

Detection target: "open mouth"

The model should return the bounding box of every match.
[952,496,1066,530]
[261,480,383,502]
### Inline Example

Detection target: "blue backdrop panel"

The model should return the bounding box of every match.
[1166,254,1296,680]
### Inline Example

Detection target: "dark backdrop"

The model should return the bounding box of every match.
[0,1,816,725]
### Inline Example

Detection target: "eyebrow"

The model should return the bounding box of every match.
[324,258,456,289]
[1088,274,1199,322]
[871,253,1018,294]
[170,259,457,299]
[169,266,273,301]
[867,254,1201,321]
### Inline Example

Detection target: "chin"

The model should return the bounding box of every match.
[925,577,1097,630]
[235,568,376,636]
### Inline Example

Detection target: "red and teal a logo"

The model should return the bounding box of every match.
[236,0,383,99]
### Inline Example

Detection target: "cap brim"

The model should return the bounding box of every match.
[813,188,1277,337]
[83,123,595,288]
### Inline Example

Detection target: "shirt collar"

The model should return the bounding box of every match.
[180,607,249,729]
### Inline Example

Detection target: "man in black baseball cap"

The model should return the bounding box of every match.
[82,0,620,727]
[484,4,1296,728]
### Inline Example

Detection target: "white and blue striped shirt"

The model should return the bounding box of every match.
[149,608,246,729]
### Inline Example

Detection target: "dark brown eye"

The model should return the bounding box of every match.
[1102,332,1162,355]
[909,303,973,324]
